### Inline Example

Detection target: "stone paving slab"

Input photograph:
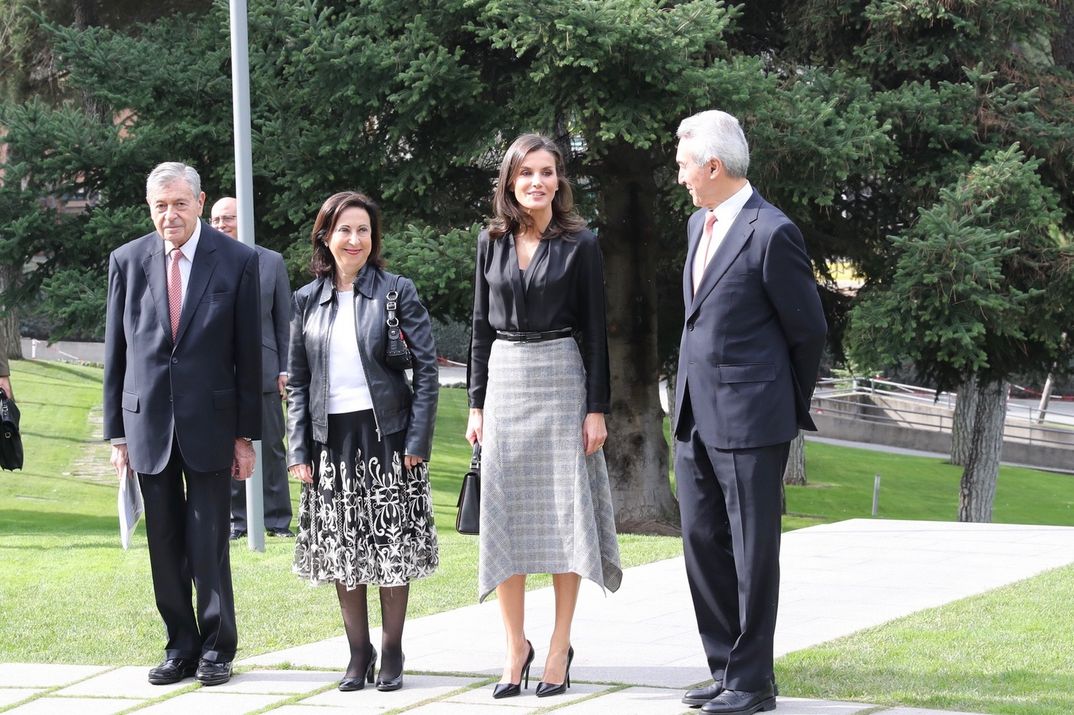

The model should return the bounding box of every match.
[5,696,143,714]
[213,669,338,694]
[0,690,42,709]
[435,681,612,711]
[879,709,989,715]
[0,664,110,688]
[298,674,482,710]
[136,691,287,714]
[53,665,191,699]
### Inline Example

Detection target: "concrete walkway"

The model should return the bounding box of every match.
[5,519,1074,714]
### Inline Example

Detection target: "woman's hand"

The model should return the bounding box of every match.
[465,408,483,446]
[289,463,313,484]
[404,454,424,470]
[582,412,607,456]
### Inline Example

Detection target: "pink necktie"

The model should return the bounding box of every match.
[167,248,183,341]
[692,211,718,293]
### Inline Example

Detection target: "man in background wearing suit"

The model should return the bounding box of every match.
[104,162,261,687]
[672,111,827,715]
[210,196,294,539]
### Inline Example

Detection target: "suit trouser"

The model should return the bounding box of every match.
[230,391,292,531]
[675,417,788,691]
[139,442,237,662]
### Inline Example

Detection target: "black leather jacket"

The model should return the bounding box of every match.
[286,266,438,466]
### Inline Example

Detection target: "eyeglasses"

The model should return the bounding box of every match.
[211,215,237,225]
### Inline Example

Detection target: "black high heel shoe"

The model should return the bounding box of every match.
[338,644,377,691]
[376,653,405,691]
[535,645,574,698]
[492,640,535,699]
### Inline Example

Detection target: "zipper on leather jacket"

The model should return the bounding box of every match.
[349,289,383,441]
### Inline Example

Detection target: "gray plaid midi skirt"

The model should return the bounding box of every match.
[478,336,622,601]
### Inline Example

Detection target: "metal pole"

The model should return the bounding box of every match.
[871,474,881,517]
[229,0,264,552]
[1036,373,1055,424]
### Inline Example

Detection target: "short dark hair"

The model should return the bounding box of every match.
[488,133,586,240]
[309,191,385,279]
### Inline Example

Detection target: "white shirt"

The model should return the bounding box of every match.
[708,180,753,250]
[164,220,203,309]
[327,289,374,414]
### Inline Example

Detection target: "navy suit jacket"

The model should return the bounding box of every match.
[673,190,827,450]
[103,222,262,474]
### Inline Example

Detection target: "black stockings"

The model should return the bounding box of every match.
[335,582,409,682]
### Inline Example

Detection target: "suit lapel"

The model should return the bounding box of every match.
[174,226,219,346]
[688,192,761,316]
[141,236,172,343]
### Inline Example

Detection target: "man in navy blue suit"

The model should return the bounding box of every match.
[673,111,827,715]
[104,162,261,687]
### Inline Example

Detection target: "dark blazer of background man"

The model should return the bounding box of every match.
[211,196,294,538]
[103,162,261,687]
[672,111,827,715]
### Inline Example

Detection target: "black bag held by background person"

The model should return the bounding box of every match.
[385,275,413,371]
[0,388,23,471]
[455,443,481,535]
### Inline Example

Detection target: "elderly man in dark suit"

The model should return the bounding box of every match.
[104,162,261,687]
[673,111,827,715]
[211,196,294,539]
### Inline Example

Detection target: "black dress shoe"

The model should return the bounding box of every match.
[700,685,776,715]
[338,644,377,691]
[267,528,295,537]
[492,640,535,699]
[375,654,405,691]
[195,659,233,686]
[535,645,574,698]
[148,657,197,685]
[683,681,724,707]
[229,528,246,541]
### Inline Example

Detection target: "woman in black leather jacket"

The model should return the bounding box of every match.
[286,191,439,693]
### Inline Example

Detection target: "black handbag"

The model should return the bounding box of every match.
[0,387,23,471]
[455,443,481,535]
[385,275,414,371]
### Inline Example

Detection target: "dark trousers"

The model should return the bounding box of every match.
[139,441,237,662]
[231,391,292,531]
[675,417,788,691]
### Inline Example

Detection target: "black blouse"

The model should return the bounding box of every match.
[468,227,611,413]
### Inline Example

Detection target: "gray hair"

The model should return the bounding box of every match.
[676,110,750,178]
[146,162,201,200]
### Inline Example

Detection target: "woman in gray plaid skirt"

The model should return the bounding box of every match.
[467,134,622,700]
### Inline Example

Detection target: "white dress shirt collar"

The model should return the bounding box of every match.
[710,180,753,227]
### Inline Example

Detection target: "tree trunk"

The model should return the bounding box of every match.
[950,374,978,466]
[782,430,806,486]
[597,146,679,534]
[958,378,1007,523]
[0,264,23,360]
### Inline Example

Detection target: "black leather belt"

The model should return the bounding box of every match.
[495,328,573,343]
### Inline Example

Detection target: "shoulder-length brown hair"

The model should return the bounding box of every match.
[309,191,385,279]
[488,133,586,240]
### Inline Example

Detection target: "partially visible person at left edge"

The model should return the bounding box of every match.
[103,162,262,687]
[0,351,13,401]
[211,196,295,540]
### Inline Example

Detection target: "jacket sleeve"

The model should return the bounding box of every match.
[398,276,439,460]
[467,231,493,408]
[271,253,292,374]
[234,248,263,439]
[102,252,127,440]
[285,289,313,466]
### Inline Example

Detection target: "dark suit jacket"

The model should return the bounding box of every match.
[103,223,262,474]
[674,189,827,450]
[255,246,291,393]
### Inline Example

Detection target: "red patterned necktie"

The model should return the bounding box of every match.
[692,211,718,293]
[167,248,183,340]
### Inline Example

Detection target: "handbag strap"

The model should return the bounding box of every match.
[386,275,401,329]
[470,443,481,473]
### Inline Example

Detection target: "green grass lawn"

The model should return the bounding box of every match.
[776,563,1074,715]
[0,360,681,665]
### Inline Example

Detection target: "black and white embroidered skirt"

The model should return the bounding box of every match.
[478,337,622,601]
[293,409,438,589]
